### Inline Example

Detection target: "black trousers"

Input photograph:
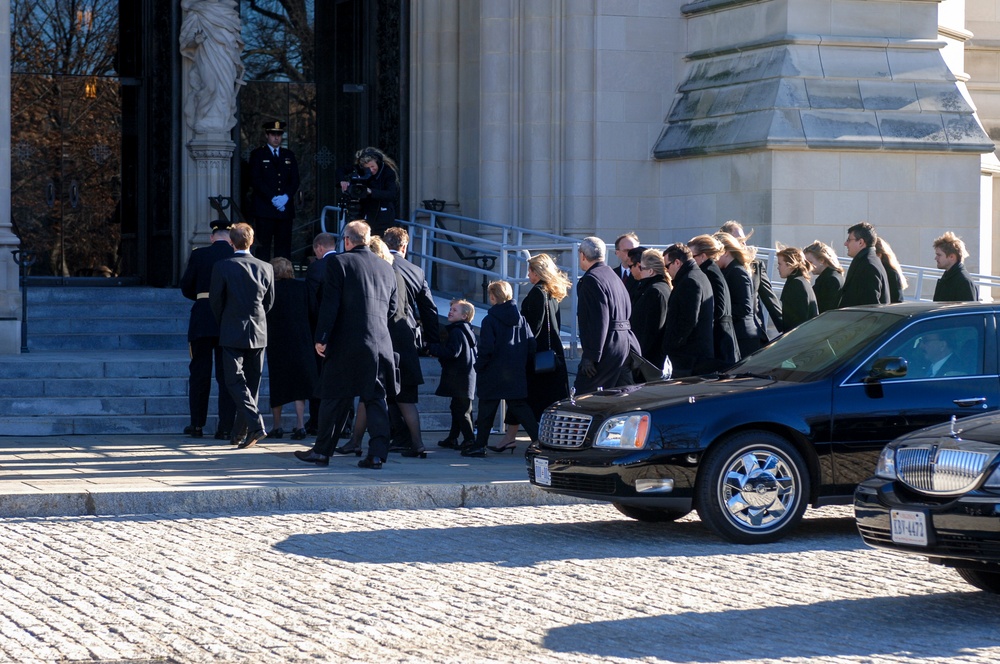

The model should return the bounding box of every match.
[221,346,266,438]
[253,216,292,261]
[189,337,236,432]
[447,397,474,444]
[314,395,390,460]
[475,398,538,449]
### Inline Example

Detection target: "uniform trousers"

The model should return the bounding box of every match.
[188,337,236,432]
[254,217,292,261]
[221,346,266,438]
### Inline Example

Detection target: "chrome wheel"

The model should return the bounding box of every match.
[697,431,809,544]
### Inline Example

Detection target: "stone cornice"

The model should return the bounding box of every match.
[687,34,946,61]
[681,0,941,17]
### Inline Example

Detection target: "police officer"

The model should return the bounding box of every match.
[248,120,300,261]
[180,220,237,439]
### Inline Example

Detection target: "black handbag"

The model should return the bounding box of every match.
[533,295,557,374]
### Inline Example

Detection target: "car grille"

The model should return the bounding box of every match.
[528,468,617,495]
[539,410,593,448]
[858,523,1000,558]
[896,446,991,495]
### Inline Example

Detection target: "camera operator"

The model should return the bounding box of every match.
[339,147,400,236]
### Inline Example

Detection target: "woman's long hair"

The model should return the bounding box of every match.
[357,147,399,184]
[528,253,571,301]
[874,237,908,290]
[803,240,844,273]
[714,232,750,266]
[776,246,811,281]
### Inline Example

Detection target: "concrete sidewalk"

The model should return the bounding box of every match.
[0,434,584,518]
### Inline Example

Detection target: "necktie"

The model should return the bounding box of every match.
[272,148,279,157]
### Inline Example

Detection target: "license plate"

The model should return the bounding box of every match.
[890,509,928,546]
[534,457,551,486]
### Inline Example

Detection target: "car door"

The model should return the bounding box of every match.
[828,312,999,494]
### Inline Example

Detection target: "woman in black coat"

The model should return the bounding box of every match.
[688,234,740,370]
[628,248,671,375]
[496,254,572,448]
[265,257,318,439]
[775,246,819,332]
[804,240,845,313]
[716,232,760,358]
[875,237,907,303]
[355,147,400,236]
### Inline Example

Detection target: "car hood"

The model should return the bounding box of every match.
[555,375,784,417]
[897,412,1000,449]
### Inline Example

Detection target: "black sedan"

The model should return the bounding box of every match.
[527,302,1000,544]
[855,410,1000,593]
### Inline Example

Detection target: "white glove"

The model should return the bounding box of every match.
[274,194,289,208]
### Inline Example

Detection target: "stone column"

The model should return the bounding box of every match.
[0,0,21,353]
[184,139,237,250]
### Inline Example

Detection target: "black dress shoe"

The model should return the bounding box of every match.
[401,448,427,459]
[388,441,410,452]
[269,427,284,439]
[437,439,458,449]
[358,456,383,469]
[230,428,248,446]
[334,443,363,457]
[183,425,203,438]
[214,430,231,441]
[238,431,267,449]
[290,427,308,440]
[460,446,487,458]
[294,449,330,466]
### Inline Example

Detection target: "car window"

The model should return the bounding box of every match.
[847,315,985,383]
[733,310,902,382]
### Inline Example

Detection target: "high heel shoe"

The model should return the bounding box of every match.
[334,443,363,456]
[401,447,427,459]
[487,441,517,454]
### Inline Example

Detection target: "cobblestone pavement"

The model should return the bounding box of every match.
[1,504,998,664]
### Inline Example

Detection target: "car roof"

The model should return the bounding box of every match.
[839,301,1000,317]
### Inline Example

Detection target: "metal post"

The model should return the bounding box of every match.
[11,250,36,353]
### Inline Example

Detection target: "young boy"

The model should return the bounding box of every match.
[426,299,477,450]
[467,281,538,457]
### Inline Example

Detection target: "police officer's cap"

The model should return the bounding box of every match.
[210,220,231,232]
[262,120,287,133]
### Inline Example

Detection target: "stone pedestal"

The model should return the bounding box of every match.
[183,138,236,255]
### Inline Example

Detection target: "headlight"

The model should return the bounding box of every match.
[983,465,1000,489]
[875,446,897,479]
[594,413,650,449]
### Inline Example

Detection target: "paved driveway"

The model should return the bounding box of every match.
[1,505,997,663]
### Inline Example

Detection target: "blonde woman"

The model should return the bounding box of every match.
[688,234,740,369]
[874,237,907,303]
[803,240,845,313]
[715,232,760,357]
[497,254,571,448]
[775,246,818,331]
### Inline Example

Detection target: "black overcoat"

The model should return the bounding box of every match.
[664,259,714,375]
[210,253,274,349]
[306,251,336,328]
[882,257,904,303]
[840,246,889,307]
[630,275,671,370]
[180,239,234,341]
[700,259,740,366]
[575,261,639,393]
[388,269,423,388]
[749,258,781,341]
[475,300,536,401]
[521,283,569,415]
[813,267,845,313]
[723,262,760,358]
[360,162,399,234]
[776,274,819,332]
[934,262,978,302]
[266,278,318,407]
[429,321,477,400]
[392,252,441,348]
[314,244,398,400]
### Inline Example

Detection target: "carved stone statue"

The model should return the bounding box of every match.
[179,0,245,134]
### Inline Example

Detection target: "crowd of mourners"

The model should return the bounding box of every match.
[182,215,980,467]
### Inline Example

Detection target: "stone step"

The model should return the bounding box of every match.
[27,334,189,352]
[26,286,185,303]
[29,317,188,335]
[27,303,191,319]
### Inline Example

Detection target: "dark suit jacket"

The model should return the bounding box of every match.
[180,239,234,341]
[306,251,336,328]
[617,264,639,301]
[630,275,671,370]
[934,262,978,302]
[840,247,889,307]
[314,244,398,400]
[701,259,740,366]
[575,261,639,392]
[813,267,845,313]
[209,252,274,349]
[249,145,300,221]
[391,252,440,347]
[750,258,781,338]
[776,274,818,332]
[664,259,714,374]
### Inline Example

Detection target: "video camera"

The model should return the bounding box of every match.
[346,171,372,199]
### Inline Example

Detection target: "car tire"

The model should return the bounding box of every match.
[612,503,691,522]
[695,431,809,544]
[955,567,1000,593]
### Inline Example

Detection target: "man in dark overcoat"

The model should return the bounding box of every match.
[209,223,275,449]
[304,232,340,434]
[575,236,640,394]
[663,243,715,377]
[295,220,399,469]
[840,221,889,307]
[248,120,300,261]
[932,231,978,302]
[180,220,236,439]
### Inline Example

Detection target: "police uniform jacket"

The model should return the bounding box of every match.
[180,239,234,341]
[249,145,300,221]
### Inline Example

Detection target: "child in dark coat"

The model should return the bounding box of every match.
[467,280,538,457]
[426,299,477,450]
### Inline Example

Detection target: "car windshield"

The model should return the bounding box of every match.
[726,310,903,382]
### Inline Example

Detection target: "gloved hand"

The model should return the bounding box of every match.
[579,357,597,378]
[274,194,289,208]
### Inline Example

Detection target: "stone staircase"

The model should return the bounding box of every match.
[1,287,454,436]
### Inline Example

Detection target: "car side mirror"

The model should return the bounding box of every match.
[867,357,908,382]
